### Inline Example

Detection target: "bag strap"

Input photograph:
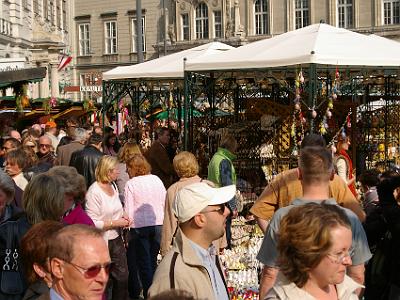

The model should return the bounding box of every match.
[169,252,179,289]
[215,255,229,295]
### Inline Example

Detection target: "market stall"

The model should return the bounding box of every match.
[102,42,234,143]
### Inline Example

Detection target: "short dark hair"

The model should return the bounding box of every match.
[300,133,326,149]
[88,133,103,146]
[359,169,380,187]
[5,148,29,170]
[48,224,103,262]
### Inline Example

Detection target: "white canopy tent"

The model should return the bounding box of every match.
[103,42,234,81]
[185,23,400,72]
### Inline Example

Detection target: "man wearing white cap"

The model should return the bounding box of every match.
[148,182,235,300]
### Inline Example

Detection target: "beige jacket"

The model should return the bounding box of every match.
[149,229,228,300]
[265,273,362,300]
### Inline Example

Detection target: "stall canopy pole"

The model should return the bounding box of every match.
[183,58,189,150]
[308,63,317,133]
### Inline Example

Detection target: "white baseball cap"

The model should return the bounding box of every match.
[173,182,236,223]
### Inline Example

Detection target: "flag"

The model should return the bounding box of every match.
[58,54,72,71]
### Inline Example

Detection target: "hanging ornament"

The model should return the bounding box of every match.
[319,122,327,135]
[346,114,351,128]
[311,110,317,119]
[294,102,301,111]
[299,69,305,84]
[335,66,340,80]
[341,129,347,139]
[291,123,296,137]
[49,97,57,108]
[326,109,332,119]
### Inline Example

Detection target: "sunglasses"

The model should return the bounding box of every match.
[64,260,114,278]
[40,144,51,148]
[201,203,226,215]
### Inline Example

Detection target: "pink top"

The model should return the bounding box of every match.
[63,203,95,226]
[85,182,124,241]
[124,174,166,228]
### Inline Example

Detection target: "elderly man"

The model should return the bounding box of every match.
[38,224,111,300]
[56,128,87,166]
[148,182,235,300]
[37,135,56,169]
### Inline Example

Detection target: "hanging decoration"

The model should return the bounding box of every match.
[319,67,340,135]
[14,83,30,112]
[291,69,305,155]
[327,109,352,149]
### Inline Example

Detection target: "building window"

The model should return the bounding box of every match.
[182,14,189,40]
[62,0,67,30]
[44,0,49,20]
[22,0,29,10]
[195,2,209,39]
[295,0,309,29]
[131,17,146,53]
[338,0,353,28]
[79,23,90,56]
[104,21,117,54]
[214,10,222,38]
[50,0,55,25]
[33,0,39,14]
[383,0,400,25]
[56,2,61,28]
[255,0,268,35]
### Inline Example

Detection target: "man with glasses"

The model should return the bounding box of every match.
[148,182,235,300]
[37,135,56,169]
[257,146,372,299]
[39,224,111,300]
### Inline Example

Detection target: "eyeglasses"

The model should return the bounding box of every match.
[39,144,51,148]
[201,203,226,215]
[64,260,114,278]
[326,250,351,264]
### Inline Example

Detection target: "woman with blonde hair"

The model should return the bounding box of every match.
[266,203,361,300]
[160,151,209,256]
[124,154,166,299]
[85,155,130,300]
[116,141,143,203]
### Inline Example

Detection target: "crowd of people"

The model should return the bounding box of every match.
[0,118,399,300]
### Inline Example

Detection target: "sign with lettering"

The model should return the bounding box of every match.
[80,85,103,92]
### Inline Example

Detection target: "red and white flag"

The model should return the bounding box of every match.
[58,54,72,71]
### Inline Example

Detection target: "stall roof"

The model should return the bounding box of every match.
[185,23,400,72]
[103,42,234,81]
[0,67,46,88]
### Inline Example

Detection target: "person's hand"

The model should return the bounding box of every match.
[232,209,238,218]
[123,216,133,227]
[115,217,130,228]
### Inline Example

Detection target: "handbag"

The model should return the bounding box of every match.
[0,220,24,299]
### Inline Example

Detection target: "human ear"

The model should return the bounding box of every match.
[50,258,64,280]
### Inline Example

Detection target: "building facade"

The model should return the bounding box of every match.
[71,0,172,102]
[0,0,70,99]
[172,0,400,49]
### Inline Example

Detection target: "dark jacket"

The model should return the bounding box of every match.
[145,141,176,189]
[22,281,48,300]
[0,213,31,300]
[70,145,104,188]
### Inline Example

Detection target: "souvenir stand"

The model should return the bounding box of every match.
[184,23,400,298]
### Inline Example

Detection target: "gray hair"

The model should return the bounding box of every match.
[0,170,15,205]
[73,128,87,143]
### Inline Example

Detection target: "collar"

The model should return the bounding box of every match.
[217,147,236,161]
[173,229,209,268]
[50,288,64,300]
[179,175,202,182]
[291,198,338,206]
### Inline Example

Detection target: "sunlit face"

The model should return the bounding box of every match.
[58,236,110,300]
[108,166,120,182]
[201,203,230,241]
[2,141,17,153]
[308,225,352,287]
[38,137,52,155]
